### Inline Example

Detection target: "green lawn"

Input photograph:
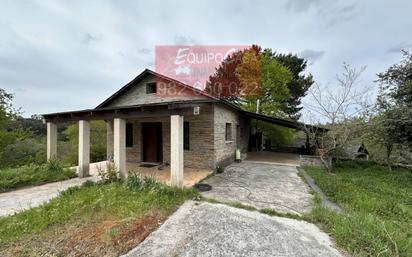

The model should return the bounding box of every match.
[0,160,76,192]
[305,161,412,257]
[0,175,198,257]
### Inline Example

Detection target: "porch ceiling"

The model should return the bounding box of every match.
[42,100,214,123]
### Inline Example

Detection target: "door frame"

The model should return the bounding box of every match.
[141,122,163,163]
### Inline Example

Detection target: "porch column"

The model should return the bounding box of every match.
[114,118,127,179]
[170,115,184,188]
[106,120,114,161]
[47,122,57,160]
[78,120,90,178]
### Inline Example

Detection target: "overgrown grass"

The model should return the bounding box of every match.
[0,159,76,192]
[0,175,198,256]
[202,197,303,220]
[304,160,412,257]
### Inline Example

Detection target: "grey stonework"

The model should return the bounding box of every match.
[213,103,250,169]
[103,76,251,170]
[299,155,331,168]
[109,102,251,170]
[106,74,208,108]
[121,104,215,170]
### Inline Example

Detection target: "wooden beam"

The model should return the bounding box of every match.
[44,107,195,123]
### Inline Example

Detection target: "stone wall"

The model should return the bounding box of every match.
[106,74,208,108]
[124,103,215,169]
[108,101,251,170]
[213,103,250,168]
[299,155,330,168]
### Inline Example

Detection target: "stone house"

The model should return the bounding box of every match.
[43,69,322,187]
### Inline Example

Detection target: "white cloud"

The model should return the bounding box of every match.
[0,0,411,116]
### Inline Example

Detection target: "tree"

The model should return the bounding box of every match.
[206,45,261,102]
[236,48,292,116]
[62,120,107,165]
[0,88,20,128]
[264,51,314,120]
[376,50,412,168]
[207,46,313,119]
[303,64,372,171]
[0,88,36,168]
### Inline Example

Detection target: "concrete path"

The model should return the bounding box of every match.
[299,168,343,213]
[201,162,312,215]
[0,175,99,217]
[123,201,343,257]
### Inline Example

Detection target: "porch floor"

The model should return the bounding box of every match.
[87,161,212,188]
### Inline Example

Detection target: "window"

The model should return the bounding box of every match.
[225,123,232,141]
[126,123,133,147]
[146,82,157,94]
[184,122,190,150]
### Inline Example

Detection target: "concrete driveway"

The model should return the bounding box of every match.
[201,162,312,215]
[123,201,343,257]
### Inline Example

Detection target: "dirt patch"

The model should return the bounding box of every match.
[1,213,167,257]
[63,219,120,257]
[112,213,166,253]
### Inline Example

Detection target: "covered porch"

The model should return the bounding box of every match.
[43,101,211,188]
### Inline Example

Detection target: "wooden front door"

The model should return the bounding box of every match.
[142,123,163,163]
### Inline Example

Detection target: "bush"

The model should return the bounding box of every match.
[97,162,119,183]
[62,120,107,166]
[81,180,96,188]
[216,165,225,174]
[0,160,76,192]
[126,173,163,192]
[0,137,46,169]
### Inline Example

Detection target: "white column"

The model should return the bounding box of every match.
[114,118,127,179]
[106,120,114,161]
[78,120,90,178]
[170,115,184,188]
[47,122,57,160]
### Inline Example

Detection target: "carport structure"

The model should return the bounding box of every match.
[242,111,328,155]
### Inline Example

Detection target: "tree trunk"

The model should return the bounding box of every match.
[386,144,393,171]
[320,156,332,172]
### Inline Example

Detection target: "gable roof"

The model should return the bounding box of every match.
[96,69,218,108]
[43,68,327,132]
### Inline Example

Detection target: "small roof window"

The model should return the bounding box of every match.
[146,82,157,94]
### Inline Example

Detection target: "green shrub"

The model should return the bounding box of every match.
[46,158,64,173]
[97,163,119,183]
[0,137,46,169]
[216,165,225,174]
[126,173,163,192]
[125,173,144,190]
[81,180,96,188]
[0,160,76,192]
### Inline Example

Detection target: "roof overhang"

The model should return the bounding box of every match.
[240,111,328,133]
[95,69,218,109]
[42,100,215,123]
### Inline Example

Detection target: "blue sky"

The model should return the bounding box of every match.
[0,0,411,117]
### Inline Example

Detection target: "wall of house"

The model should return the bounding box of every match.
[213,103,250,168]
[124,103,215,169]
[107,74,208,107]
